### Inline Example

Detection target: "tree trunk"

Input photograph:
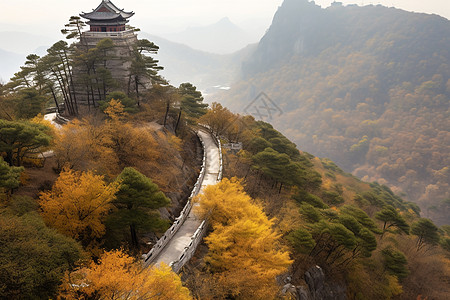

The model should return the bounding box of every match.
[59,53,77,115]
[90,84,96,108]
[130,224,139,249]
[15,147,23,166]
[49,87,61,114]
[67,65,78,115]
[52,68,72,115]
[380,222,387,239]
[127,75,132,96]
[175,109,182,135]
[86,87,91,111]
[163,101,170,127]
[5,151,13,166]
[135,76,140,106]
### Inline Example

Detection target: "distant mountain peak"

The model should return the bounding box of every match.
[218,16,230,22]
[210,17,243,31]
[164,17,253,54]
[217,17,232,24]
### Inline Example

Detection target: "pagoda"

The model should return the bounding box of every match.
[80,0,134,33]
[73,0,149,106]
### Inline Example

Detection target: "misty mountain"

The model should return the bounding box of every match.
[164,17,254,54]
[0,31,56,82]
[0,48,25,83]
[0,45,51,82]
[139,32,256,93]
[218,0,450,224]
[0,31,54,54]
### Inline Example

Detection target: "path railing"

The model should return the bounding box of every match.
[169,132,223,272]
[143,132,207,267]
[217,136,223,181]
[198,124,223,182]
[56,114,70,124]
[170,219,209,273]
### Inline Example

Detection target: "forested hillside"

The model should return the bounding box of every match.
[218,0,450,225]
[187,103,450,299]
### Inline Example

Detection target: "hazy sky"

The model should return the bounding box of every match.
[1,0,449,39]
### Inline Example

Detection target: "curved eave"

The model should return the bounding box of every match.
[80,11,134,21]
[120,11,134,19]
[86,20,129,26]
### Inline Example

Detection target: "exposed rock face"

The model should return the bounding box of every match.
[304,266,346,300]
[282,266,347,300]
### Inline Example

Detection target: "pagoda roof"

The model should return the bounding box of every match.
[80,0,134,21]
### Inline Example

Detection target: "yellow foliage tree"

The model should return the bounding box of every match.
[195,178,292,299]
[52,98,184,191]
[53,116,160,179]
[198,102,235,136]
[104,98,128,121]
[30,113,57,138]
[39,168,118,252]
[105,123,159,176]
[60,249,192,300]
[53,118,115,172]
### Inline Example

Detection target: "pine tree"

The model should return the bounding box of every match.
[382,247,409,280]
[0,119,52,166]
[107,167,170,249]
[411,218,440,251]
[179,83,208,124]
[375,205,409,237]
[0,157,23,201]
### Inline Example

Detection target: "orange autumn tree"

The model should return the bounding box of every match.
[198,102,235,137]
[39,168,118,252]
[60,249,192,300]
[53,100,162,180]
[195,178,292,299]
[104,98,128,121]
[52,115,122,173]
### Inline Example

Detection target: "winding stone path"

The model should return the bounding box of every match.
[44,113,62,129]
[151,129,220,267]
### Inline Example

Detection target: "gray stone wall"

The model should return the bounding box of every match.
[72,30,149,106]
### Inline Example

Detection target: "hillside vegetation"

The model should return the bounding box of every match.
[218,0,450,225]
[187,104,450,299]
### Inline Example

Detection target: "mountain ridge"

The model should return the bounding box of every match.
[0,31,56,81]
[0,48,25,83]
[217,0,450,224]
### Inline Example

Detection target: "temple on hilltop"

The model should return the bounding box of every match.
[72,0,151,107]
[80,0,134,32]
